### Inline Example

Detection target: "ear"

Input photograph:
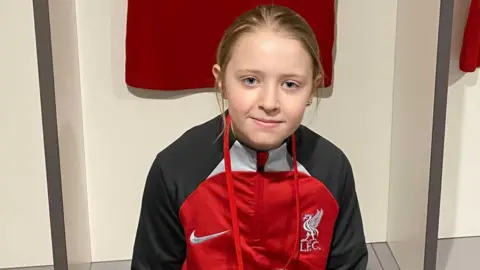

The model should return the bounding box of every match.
[308,77,320,104]
[212,64,222,88]
[212,64,226,99]
[306,93,314,106]
[314,75,322,88]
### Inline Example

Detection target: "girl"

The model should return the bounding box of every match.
[131,5,368,270]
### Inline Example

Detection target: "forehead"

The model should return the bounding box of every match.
[228,30,312,75]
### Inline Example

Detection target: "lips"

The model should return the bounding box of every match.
[251,117,283,128]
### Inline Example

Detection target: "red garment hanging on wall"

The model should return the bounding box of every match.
[460,0,480,72]
[125,1,335,91]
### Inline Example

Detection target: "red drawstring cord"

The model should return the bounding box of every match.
[224,115,245,270]
[283,133,301,269]
[224,115,300,270]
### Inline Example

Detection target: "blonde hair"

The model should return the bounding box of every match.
[214,4,324,129]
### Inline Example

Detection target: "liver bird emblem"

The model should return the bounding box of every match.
[302,209,323,241]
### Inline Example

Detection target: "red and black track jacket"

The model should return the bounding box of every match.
[131,113,368,269]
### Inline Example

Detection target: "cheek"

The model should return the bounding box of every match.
[286,106,308,121]
[227,97,253,120]
[225,83,255,114]
[281,97,310,120]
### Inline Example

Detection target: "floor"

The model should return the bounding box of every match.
[3,237,479,270]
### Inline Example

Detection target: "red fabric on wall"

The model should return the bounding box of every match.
[460,0,480,72]
[125,1,335,91]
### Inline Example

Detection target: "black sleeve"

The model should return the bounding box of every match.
[326,156,368,269]
[131,154,186,269]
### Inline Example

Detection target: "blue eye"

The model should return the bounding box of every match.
[283,81,299,89]
[242,77,258,86]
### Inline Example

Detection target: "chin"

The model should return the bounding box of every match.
[247,134,285,151]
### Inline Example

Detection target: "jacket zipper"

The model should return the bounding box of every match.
[251,152,268,243]
[251,175,265,244]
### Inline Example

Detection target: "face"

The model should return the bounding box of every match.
[213,29,315,151]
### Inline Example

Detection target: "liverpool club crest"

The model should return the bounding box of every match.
[300,209,323,253]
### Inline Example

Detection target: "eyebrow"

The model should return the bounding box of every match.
[236,69,264,75]
[235,69,305,78]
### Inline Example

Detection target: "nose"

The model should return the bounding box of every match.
[258,83,279,113]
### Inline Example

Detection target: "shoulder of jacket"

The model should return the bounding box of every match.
[154,114,223,169]
[298,124,348,163]
[296,125,354,205]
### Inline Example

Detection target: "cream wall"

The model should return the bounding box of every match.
[438,0,480,239]
[440,73,480,238]
[0,0,53,268]
[386,0,441,267]
[76,0,396,261]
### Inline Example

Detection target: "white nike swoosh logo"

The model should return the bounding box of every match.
[189,229,229,244]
